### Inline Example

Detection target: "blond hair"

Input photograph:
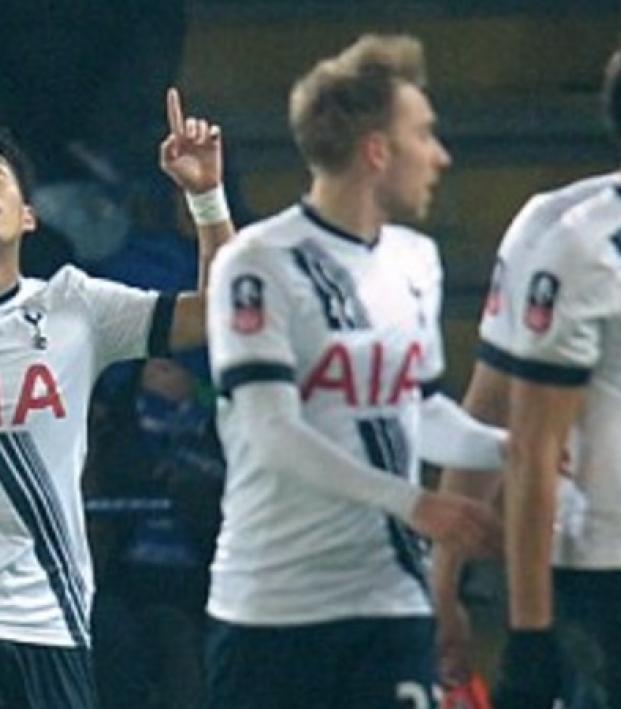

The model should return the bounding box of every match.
[289,34,426,173]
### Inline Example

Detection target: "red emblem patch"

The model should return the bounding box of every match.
[231,274,265,334]
[524,271,559,333]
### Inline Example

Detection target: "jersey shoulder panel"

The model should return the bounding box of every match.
[43,264,95,309]
[498,172,620,257]
[380,224,442,286]
[211,206,315,297]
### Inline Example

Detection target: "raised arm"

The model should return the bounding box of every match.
[160,87,235,350]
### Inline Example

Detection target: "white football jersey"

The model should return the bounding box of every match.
[479,172,621,567]
[0,265,159,647]
[208,202,445,625]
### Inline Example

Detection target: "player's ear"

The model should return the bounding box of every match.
[22,205,37,234]
[361,130,390,173]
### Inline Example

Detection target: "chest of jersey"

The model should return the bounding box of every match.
[286,239,437,411]
[0,305,91,429]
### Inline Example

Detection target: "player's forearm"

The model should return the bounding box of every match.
[505,445,558,629]
[431,541,465,608]
[504,380,584,629]
[234,382,421,522]
[432,469,501,607]
[419,393,507,471]
[196,220,235,292]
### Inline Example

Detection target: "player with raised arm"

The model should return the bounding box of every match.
[0,90,232,709]
[206,34,506,709]
[433,45,621,709]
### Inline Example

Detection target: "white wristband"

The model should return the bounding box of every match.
[185,185,230,225]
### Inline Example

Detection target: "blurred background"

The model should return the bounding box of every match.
[0,1,619,706]
[1,0,619,393]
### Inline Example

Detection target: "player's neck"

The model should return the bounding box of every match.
[307,177,383,245]
[0,247,20,295]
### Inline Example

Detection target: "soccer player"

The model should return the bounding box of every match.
[0,89,233,709]
[433,46,621,709]
[206,34,507,709]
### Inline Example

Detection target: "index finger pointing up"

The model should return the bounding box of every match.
[167,87,185,135]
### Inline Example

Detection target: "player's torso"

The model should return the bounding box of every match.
[212,206,440,623]
[289,227,439,465]
[0,278,95,647]
[489,177,621,566]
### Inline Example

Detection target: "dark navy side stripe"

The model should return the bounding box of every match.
[218,361,296,397]
[293,249,341,330]
[357,417,429,592]
[0,432,89,647]
[12,433,89,628]
[5,433,88,644]
[291,240,371,331]
[478,339,591,387]
[148,292,178,357]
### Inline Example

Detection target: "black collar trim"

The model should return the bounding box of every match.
[0,281,20,305]
[300,201,380,250]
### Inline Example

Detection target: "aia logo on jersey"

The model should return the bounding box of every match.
[231,274,265,334]
[302,341,422,406]
[524,271,559,333]
[0,363,66,426]
[484,257,505,317]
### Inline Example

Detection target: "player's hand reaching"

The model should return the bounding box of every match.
[160,87,222,193]
[410,491,502,559]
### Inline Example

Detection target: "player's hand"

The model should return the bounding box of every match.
[492,629,562,709]
[410,491,502,559]
[160,87,222,193]
[436,599,474,688]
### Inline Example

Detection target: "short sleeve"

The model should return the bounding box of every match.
[208,243,297,395]
[62,266,159,372]
[480,221,621,385]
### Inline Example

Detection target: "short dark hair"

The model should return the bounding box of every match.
[289,34,427,174]
[602,47,621,145]
[0,127,35,202]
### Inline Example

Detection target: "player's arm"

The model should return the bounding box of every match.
[418,389,506,471]
[431,360,508,687]
[159,87,235,351]
[492,378,585,709]
[505,378,585,629]
[209,240,502,559]
[411,246,507,472]
[230,380,503,559]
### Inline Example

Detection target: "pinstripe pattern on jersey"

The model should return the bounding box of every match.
[291,240,371,331]
[357,417,429,591]
[0,431,89,647]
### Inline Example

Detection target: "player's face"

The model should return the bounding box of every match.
[0,158,35,247]
[377,84,451,222]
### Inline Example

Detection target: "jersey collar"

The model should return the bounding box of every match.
[0,280,20,306]
[300,200,380,250]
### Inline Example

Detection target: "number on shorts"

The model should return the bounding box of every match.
[396,682,442,708]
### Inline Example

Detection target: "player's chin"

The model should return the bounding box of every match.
[411,194,431,221]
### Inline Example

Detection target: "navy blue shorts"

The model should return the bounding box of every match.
[0,639,98,709]
[205,615,439,709]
